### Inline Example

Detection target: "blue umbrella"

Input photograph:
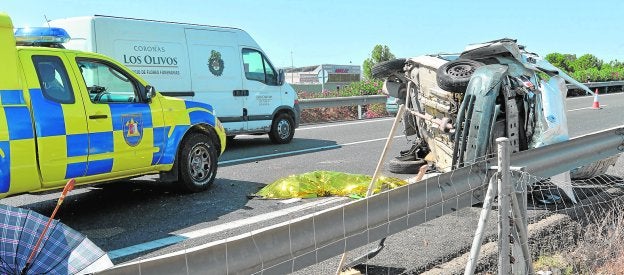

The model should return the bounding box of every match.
[0,180,112,274]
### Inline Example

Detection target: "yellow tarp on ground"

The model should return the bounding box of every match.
[255,171,407,199]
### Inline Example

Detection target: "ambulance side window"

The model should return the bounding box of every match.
[77,59,140,103]
[32,56,75,104]
[242,49,278,86]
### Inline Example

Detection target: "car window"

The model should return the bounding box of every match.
[263,56,277,86]
[32,55,75,104]
[77,59,140,104]
[242,48,278,86]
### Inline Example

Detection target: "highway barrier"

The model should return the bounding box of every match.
[297,81,623,115]
[101,125,624,274]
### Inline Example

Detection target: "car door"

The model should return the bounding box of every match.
[241,48,282,132]
[72,55,165,176]
[20,51,90,188]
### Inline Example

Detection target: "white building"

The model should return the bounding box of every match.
[285,64,361,86]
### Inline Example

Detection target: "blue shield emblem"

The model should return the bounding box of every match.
[122,114,143,147]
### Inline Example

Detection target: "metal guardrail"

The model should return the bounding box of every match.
[102,126,624,275]
[566,80,624,90]
[299,95,387,119]
[299,95,387,109]
[296,81,622,112]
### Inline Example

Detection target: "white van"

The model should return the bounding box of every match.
[50,15,300,144]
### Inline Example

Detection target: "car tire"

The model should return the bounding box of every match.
[436,59,484,93]
[372,58,406,79]
[570,154,620,179]
[178,133,218,192]
[269,113,295,144]
[388,158,427,174]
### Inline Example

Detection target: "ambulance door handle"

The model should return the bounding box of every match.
[89,114,108,120]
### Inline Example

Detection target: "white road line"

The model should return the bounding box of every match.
[176,197,346,239]
[567,92,621,101]
[569,105,607,112]
[298,117,395,130]
[220,135,405,165]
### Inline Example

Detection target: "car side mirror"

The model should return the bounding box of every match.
[145,85,156,102]
[277,69,285,86]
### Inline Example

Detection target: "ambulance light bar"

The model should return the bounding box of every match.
[14,27,70,47]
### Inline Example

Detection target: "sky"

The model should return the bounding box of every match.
[4,0,623,69]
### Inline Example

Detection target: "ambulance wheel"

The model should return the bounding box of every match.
[269,113,294,144]
[178,133,218,192]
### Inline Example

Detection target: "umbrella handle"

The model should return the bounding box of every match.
[22,179,76,274]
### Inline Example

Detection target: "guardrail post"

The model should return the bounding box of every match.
[357,104,362,119]
[497,138,512,275]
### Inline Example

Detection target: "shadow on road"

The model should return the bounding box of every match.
[220,137,340,167]
[14,177,265,254]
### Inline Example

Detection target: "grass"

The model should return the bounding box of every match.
[533,209,624,274]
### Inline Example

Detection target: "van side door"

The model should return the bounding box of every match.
[184,29,246,134]
[241,48,282,132]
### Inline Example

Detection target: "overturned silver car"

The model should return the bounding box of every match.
[375,39,618,178]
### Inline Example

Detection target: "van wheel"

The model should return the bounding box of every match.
[178,133,218,192]
[269,113,294,144]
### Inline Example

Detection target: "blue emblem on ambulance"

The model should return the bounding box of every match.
[122,114,143,147]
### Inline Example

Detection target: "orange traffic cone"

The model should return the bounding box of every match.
[592,88,601,109]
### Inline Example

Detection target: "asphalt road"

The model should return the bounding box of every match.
[1,92,622,273]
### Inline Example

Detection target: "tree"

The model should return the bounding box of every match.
[545,52,575,72]
[571,54,603,72]
[545,52,622,82]
[363,45,395,79]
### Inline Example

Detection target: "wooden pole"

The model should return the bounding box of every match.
[336,104,405,275]
[366,104,405,197]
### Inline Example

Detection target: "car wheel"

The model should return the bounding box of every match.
[372,58,406,79]
[178,133,218,192]
[388,158,427,174]
[436,59,484,93]
[570,154,620,179]
[269,113,294,144]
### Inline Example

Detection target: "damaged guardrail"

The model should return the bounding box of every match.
[101,126,624,274]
